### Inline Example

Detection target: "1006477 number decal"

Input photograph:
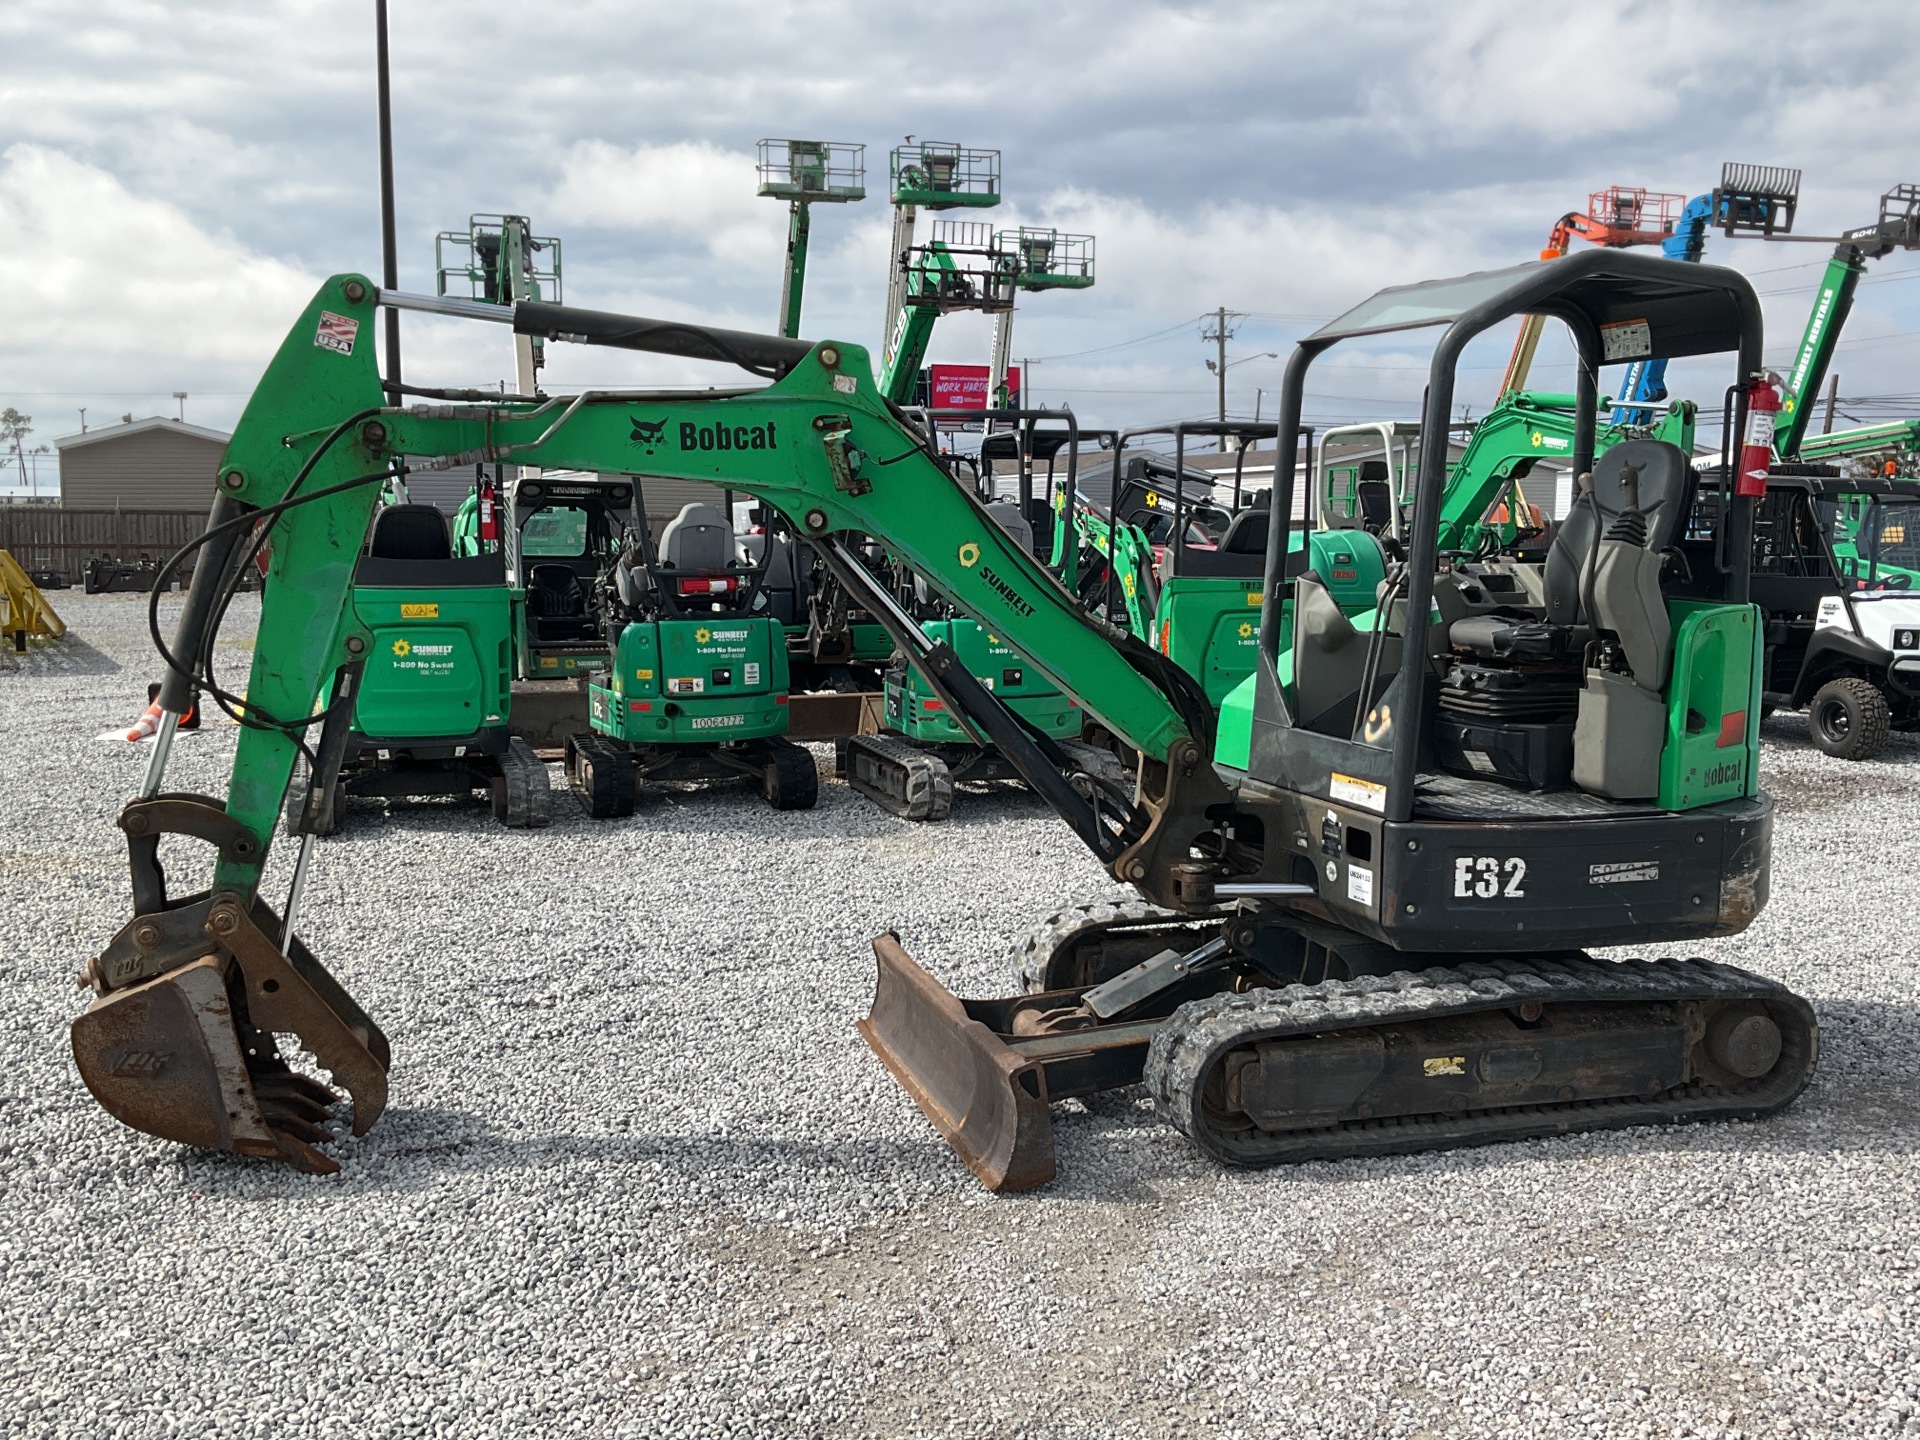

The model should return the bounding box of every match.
[1453,856,1527,899]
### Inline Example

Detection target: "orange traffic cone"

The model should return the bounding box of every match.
[124,685,199,742]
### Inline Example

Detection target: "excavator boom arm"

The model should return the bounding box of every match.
[196,277,1199,902]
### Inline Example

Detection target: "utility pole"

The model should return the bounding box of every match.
[375,0,402,389]
[1822,373,1840,435]
[1202,306,1242,450]
[78,407,86,434]
[172,392,187,422]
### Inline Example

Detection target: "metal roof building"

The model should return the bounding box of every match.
[53,417,229,514]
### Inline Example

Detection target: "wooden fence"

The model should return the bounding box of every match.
[0,508,206,584]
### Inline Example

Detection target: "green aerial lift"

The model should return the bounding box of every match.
[756,139,866,339]
[76,253,1815,1196]
[1799,419,1920,472]
[1679,165,1920,459]
[879,141,1002,395]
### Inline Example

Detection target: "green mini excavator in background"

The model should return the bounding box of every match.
[72,250,1814,1192]
[567,491,818,817]
[292,496,551,834]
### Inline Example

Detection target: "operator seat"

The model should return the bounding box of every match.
[1449,439,1692,666]
[659,502,733,573]
[369,504,452,561]
[527,564,589,640]
[1355,462,1395,535]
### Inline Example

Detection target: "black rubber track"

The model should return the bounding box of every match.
[845,734,953,821]
[760,737,820,812]
[1144,955,1817,1169]
[566,732,634,819]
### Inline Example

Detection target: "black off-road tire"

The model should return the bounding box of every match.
[566,732,635,818]
[760,738,820,812]
[1809,677,1892,761]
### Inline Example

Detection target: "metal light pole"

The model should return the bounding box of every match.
[375,0,402,387]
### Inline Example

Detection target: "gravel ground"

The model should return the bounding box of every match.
[1,591,1917,1440]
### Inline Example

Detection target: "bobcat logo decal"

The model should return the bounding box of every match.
[630,417,668,453]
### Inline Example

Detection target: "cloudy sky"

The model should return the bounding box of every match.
[5,0,1920,495]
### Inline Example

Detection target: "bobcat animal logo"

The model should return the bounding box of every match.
[630,417,668,453]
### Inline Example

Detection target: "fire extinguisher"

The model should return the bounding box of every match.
[478,472,500,548]
[1736,373,1782,498]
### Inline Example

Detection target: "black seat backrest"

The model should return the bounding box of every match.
[1545,439,1694,626]
[528,563,584,616]
[1355,462,1394,535]
[369,504,452,561]
[1218,508,1269,555]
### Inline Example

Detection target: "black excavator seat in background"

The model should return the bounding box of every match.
[368,504,452,561]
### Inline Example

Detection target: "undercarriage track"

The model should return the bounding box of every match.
[1143,954,1817,1168]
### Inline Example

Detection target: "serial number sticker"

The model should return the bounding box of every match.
[315,311,360,356]
[400,602,439,619]
[1600,318,1652,362]
[1464,749,1498,775]
[1423,1056,1467,1078]
[832,373,857,394]
[666,677,704,695]
[1590,861,1660,885]
[1346,865,1374,907]
[690,714,746,730]
[1329,772,1386,813]
[744,661,761,686]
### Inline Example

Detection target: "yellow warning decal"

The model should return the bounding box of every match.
[400,602,439,619]
[1423,1056,1466,1077]
[1246,591,1263,606]
[635,668,654,680]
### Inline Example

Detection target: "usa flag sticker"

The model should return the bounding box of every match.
[314,311,360,356]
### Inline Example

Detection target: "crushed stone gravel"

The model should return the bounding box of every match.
[0,592,1916,1439]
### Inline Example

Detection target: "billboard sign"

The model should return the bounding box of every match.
[925,363,1021,412]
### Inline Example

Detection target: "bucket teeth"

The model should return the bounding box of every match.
[72,902,387,1172]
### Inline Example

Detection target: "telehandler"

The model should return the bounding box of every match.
[73,251,1814,1190]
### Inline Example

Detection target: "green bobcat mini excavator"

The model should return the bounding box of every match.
[72,251,1814,1189]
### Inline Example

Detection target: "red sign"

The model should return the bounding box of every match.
[927,364,1021,411]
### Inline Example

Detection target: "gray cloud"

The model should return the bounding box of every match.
[4,0,1918,490]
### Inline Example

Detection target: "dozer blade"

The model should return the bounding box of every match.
[72,900,389,1174]
[859,934,1056,1192]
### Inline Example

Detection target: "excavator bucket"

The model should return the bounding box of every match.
[71,900,389,1174]
[858,934,1058,1192]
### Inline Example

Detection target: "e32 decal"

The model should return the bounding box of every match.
[1453,856,1527,899]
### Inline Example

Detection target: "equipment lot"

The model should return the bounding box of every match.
[3,593,1917,1439]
